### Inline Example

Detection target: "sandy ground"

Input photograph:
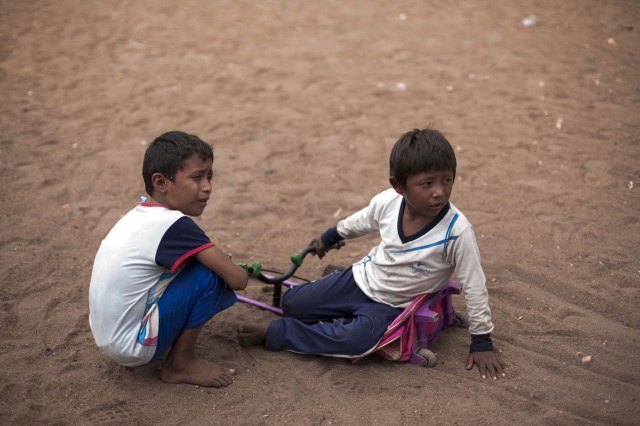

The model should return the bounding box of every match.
[1,0,639,424]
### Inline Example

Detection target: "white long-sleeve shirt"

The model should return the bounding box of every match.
[336,188,494,335]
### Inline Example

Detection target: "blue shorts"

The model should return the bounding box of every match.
[151,261,237,361]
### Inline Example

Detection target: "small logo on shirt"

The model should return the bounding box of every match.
[409,262,432,275]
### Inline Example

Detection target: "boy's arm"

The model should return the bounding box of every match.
[313,190,390,258]
[451,226,505,379]
[310,227,342,259]
[312,208,379,258]
[195,246,248,290]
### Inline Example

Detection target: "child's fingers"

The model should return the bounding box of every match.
[486,363,498,380]
[477,362,488,379]
[465,354,474,370]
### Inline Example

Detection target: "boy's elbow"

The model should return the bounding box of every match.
[238,275,249,290]
[229,274,248,291]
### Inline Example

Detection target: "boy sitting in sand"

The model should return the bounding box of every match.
[89,131,248,387]
[238,128,505,380]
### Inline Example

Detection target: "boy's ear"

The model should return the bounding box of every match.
[389,177,404,195]
[151,173,170,193]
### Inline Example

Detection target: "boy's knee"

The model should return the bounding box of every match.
[181,262,221,293]
[280,291,304,317]
[334,316,381,354]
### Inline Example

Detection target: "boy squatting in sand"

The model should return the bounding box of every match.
[238,128,506,380]
[89,131,248,387]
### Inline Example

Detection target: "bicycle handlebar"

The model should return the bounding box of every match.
[242,240,345,285]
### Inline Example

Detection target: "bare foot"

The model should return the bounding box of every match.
[161,355,236,387]
[236,323,269,347]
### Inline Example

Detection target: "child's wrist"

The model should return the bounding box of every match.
[470,333,493,352]
[320,226,342,248]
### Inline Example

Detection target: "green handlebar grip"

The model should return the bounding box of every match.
[290,253,303,266]
[249,262,262,278]
[239,262,262,278]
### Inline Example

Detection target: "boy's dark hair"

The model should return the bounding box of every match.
[142,131,214,196]
[389,128,457,188]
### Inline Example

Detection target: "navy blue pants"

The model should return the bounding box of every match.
[151,261,237,362]
[265,267,402,356]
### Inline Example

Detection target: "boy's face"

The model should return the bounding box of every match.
[392,170,454,221]
[154,155,213,217]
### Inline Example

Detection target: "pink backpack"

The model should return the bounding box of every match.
[357,280,463,367]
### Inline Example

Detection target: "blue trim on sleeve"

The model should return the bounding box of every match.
[442,213,459,258]
[155,216,211,269]
[355,255,372,266]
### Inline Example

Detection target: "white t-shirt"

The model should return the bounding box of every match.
[89,202,213,366]
[337,188,494,335]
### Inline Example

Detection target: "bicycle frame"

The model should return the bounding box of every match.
[236,276,302,315]
[237,241,344,313]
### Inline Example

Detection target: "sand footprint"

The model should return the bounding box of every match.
[581,160,617,188]
[79,402,139,425]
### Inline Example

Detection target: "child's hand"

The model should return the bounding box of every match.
[466,351,506,380]
[309,238,327,258]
